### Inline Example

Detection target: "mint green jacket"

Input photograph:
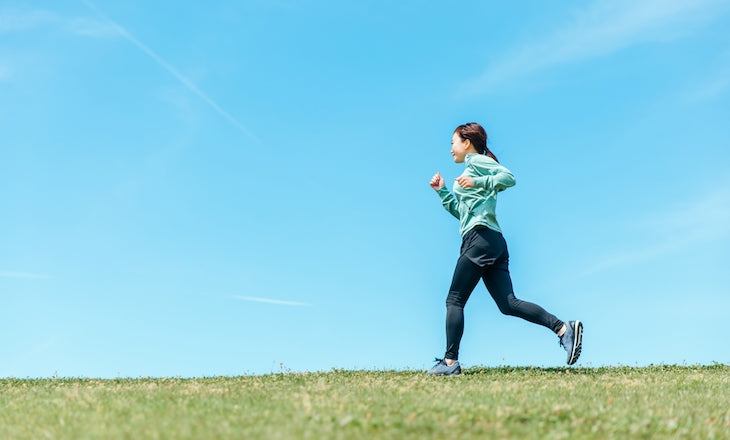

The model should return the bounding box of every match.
[436,153,516,237]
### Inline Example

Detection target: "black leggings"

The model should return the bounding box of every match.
[444,226,564,360]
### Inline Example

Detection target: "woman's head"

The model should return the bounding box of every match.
[452,122,498,163]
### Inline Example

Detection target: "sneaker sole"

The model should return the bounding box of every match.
[435,368,461,376]
[428,366,462,376]
[568,320,583,365]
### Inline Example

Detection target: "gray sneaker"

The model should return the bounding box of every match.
[559,320,583,365]
[428,358,461,376]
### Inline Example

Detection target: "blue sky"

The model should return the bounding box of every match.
[2,0,729,378]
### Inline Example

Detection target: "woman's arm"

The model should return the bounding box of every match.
[470,160,516,192]
[431,172,460,219]
[438,188,461,219]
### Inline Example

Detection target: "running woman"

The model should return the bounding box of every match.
[428,122,582,376]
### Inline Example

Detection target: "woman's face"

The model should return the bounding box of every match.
[450,132,471,163]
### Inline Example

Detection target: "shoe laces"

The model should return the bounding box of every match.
[432,357,445,367]
[559,332,570,349]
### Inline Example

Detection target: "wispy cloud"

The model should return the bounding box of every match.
[461,0,730,95]
[64,16,120,38]
[0,8,115,37]
[1,5,259,142]
[580,183,730,276]
[0,9,56,32]
[0,8,115,82]
[80,1,260,142]
[0,271,50,279]
[231,295,312,307]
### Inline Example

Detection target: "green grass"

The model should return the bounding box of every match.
[1,365,729,439]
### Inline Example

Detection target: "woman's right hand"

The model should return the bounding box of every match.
[430,172,445,190]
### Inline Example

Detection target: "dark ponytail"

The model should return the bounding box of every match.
[454,122,499,163]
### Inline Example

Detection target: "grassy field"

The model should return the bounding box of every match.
[1,365,728,439]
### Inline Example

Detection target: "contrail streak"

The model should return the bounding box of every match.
[232,295,311,307]
[81,0,260,143]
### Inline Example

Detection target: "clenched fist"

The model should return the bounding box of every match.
[455,175,474,188]
[430,172,445,190]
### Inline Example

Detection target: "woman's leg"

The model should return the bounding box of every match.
[444,254,483,360]
[482,266,564,334]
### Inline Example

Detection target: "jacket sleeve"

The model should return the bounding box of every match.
[471,160,516,192]
[436,187,460,219]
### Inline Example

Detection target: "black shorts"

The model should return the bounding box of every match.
[459,225,509,270]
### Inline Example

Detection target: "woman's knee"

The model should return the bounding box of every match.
[446,291,467,309]
[496,303,516,316]
[496,294,521,315]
